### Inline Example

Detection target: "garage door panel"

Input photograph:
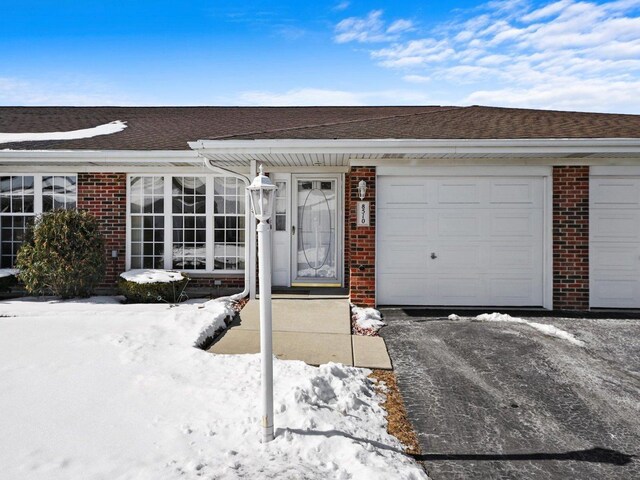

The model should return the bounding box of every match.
[489,278,539,304]
[437,213,481,237]
[591,179,640,207]
[489,245,537,270]
[592,280,639,308]
[489,180,538,205]
[378,210,429,239]
[437,182,480,204]
[378,180,428,207]
[490,211,541,237]
[377,175,545,306]
[377,275,428,304]
[591,245,639,274]
[378,244,429,273]
[591,212,640,242]
[434,277,483,304]
[433,246,482,272]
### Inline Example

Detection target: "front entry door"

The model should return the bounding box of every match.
[291,175,341,286]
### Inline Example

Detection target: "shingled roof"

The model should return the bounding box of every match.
[1,105,639,150]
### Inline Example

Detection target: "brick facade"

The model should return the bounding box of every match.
[347,167,376,307]
[552,166,590,310]
[74,168,592,309]
[76,172,246,296]
[77,173,127,291]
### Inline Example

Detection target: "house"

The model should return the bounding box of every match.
[1,105,640,311]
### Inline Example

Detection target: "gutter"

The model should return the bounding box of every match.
[195,152,252,302]
[189,138,640,156]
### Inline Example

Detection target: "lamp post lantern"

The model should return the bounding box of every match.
[247,164,277,443]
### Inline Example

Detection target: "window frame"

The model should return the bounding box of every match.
[126,174,247,274]
[0,173,77,268]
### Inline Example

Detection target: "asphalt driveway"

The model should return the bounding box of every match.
[380,309,640,480]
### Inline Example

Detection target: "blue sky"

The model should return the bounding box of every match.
[1,0,639,112]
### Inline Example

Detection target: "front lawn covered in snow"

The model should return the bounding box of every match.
[0,297,426,480]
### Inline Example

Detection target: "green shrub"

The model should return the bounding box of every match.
[0,271,18,293]
[16,210,105,298]
[118,271,190,303]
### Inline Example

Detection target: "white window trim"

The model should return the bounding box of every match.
[125,174,246,274]
[0,173,78,267]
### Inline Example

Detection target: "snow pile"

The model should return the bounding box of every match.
[120,269,184,284]
[0,120,127,144]
[352,305,386,335]
[474,312,585,346]
[0,268,18,278]
[448,313,461,321]
[0,297,427,480]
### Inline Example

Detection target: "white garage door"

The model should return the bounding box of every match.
[590,176,640,308]
[378,176,545,306]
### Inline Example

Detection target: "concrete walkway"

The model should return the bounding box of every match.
[208,298,391,369]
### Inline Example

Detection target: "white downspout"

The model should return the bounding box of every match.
[197,154,253,301]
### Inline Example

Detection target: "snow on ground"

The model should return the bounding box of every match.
[0,297,427,480]
[120,269,185,284]
[351,305,386,335]
[0,120,126,144]
[471,312,585,346]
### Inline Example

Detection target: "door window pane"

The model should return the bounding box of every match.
[296,180,336,279]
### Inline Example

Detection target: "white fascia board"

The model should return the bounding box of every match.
[189,138,640,155]
[0,150,199,163]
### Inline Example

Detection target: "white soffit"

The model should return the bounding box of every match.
[190,138,640,167]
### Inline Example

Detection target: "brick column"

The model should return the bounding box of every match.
[77,173,127,291]
[348,167,376,307]
[553,166,589,310]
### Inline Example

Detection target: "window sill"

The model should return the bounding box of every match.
[182,271,244,278]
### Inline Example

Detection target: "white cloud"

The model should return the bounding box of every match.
[335,0,640,112]
[334,10,414,43]
[333,1,350,11]
[238,87,432,106]
[403,74,431,83]
[0,76,130,106]
[466,77,640,112]
[387,19,415,34]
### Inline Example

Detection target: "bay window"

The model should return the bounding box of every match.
[128,175,246,273]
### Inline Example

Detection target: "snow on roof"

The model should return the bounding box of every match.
[0,120,127,145]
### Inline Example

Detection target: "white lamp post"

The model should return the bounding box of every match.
[247,164,277,443]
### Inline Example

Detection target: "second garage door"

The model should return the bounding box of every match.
[377,175,545,306]
[590,174,640,308]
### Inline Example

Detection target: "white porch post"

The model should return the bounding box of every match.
[257,219,274,442]
[249,160,258,300]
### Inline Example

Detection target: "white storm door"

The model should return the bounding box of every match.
[590,175,640,308]
[271,175,291,287]
[291,175,341,286]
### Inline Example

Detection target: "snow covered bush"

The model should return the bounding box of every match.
[15,210,105,298]
[118,269,190,303]
[0,269,18,293]
[351,304,386,336]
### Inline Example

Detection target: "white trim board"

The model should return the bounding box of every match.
[377,165,552,177]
